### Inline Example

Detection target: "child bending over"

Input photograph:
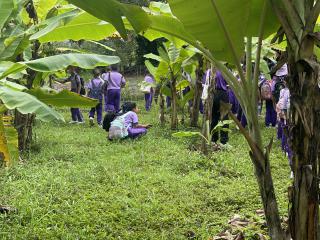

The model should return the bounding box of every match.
[108,102,151,140]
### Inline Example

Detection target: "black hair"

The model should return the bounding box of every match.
[110,64,118,71]
[122,102,137,113]
[93,68,100,77]
[102,111,117,131]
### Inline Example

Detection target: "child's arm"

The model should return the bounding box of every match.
[133,123,152,128]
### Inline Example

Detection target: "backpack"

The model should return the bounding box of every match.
[260,80,272,100]
[79,76,86,95]
[88,79,103,99]
[102,111,117,132]
[273,80,286,103]
[108,112,131,140]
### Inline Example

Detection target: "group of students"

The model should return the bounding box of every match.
[63,65,152,140]
[63,60,293,167]
[207,61,292,175]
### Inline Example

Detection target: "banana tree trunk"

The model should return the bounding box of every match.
[229,113,286,239]
[14,111,35,152]
[201,76,214,154]
[251,146,286,239]
[288,57,320,240]
[0,114,10,167]
[159,92,165,126]
[170,78,178,129]
[191,58,204,127]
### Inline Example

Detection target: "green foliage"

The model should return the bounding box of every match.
[0,0,14,31]
[0,106,290,239]
[67,0,150,39]
[31,11,116,43]
[27,89,98,108]
[0,86,64,122]
[168,0,279,63]
[0,54,121,79]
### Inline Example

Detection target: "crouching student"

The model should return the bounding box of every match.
[108,102,151,140]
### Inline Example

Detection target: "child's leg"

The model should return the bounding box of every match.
[96,103,103,124]
[271,107,277,127]
[106,90,116,112]
[76,108,83,122]
[277,118,284,140]
[144,93,150,111]
[265,100,272,126]
[89,107,96,119]
[70,108,77,121]
[114,90,121,112]
[166,96,171,108]
[128,127,147,139]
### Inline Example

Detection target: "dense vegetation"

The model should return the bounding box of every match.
[0,0,319,239]
[0,102,290,239]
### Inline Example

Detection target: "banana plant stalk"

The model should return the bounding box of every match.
[0,112,10,167]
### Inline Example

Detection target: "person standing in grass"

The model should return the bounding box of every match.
[102,65,126,112]
[210,70,230,145]
[143,72,154,111]
[63,66,84,124]
[87,68,105,127]
[108,102,151,140]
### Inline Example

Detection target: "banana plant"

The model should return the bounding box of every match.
[144,42,195,129]
[0,0,122,166]
[64,0,284,238]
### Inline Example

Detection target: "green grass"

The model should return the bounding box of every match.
[0,103,291,239]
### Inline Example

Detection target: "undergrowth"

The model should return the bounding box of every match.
[0,102,291,239]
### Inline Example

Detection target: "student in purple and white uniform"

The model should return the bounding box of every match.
[143,72,155,111]
[109,102,151,139]
[87,68,105,127]
[210,70,230,145]
[102,65,126,112]
[62,66,84,124]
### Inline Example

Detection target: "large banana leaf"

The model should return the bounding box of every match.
[67,0,150,39]
[27,88,98,108]
[33,0,59,20]
[29,9,81,41]
[0,53,120,79]
[0,0,13,31]
[167,0,279,63]
[0,79,27,91]
[31,12,116,43]
[0,86,64,122]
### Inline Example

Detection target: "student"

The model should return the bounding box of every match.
[87,68,105,127]
[265,77,277,127]
[276,81,290,148]
[210,70,230,145]
[63,66,84,124]
[108,102,151,140]
[181,71,193,110]
[276,80,293,177]
[143,72,155,111]
[102,65,126,112]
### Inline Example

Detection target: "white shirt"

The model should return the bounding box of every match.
[275,63,288,77]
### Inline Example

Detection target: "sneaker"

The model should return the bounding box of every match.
[89,117,94,127]
[69,120,78,124]
[77,121,85,124]
[98,124,103,128]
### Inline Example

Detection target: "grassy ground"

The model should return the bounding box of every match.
[0,102,291,239]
